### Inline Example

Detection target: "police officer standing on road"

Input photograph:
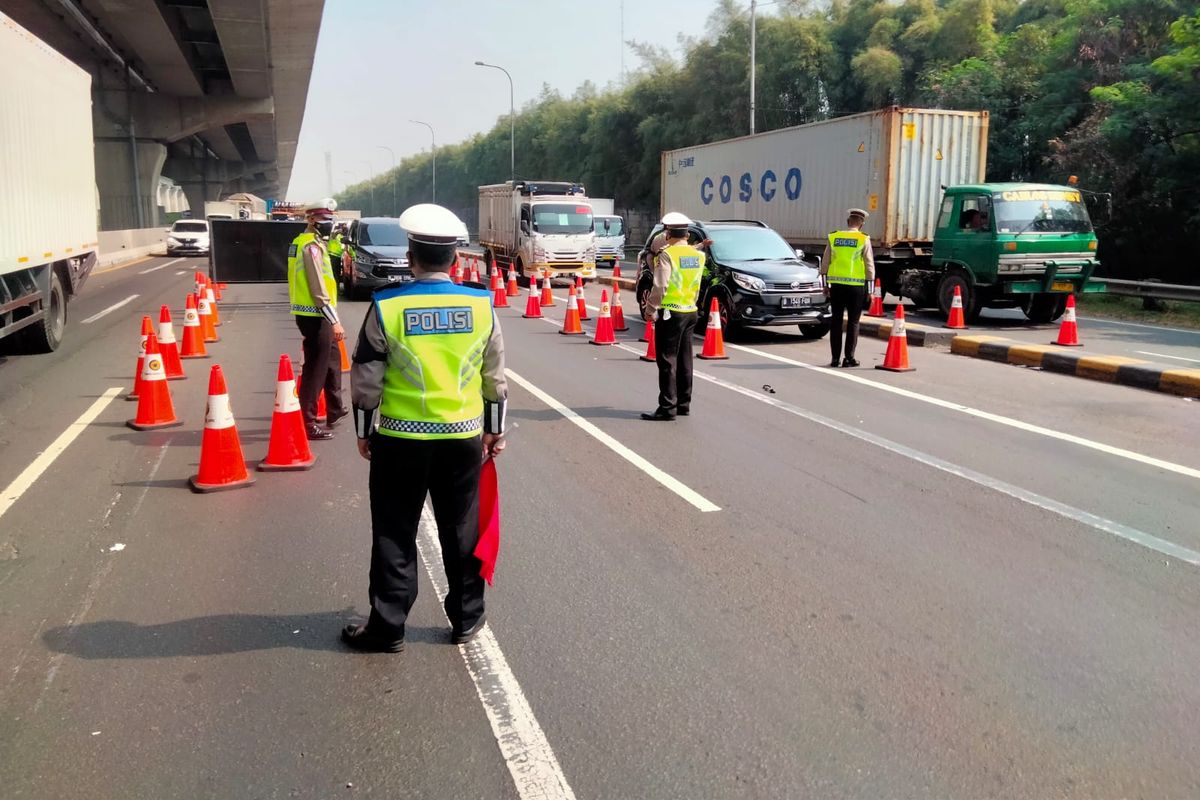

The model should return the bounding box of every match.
[327,222,346,280]
[821,208,875,368]
[641,212,705,421]
[289,199,347,440]
[343,203,507,654]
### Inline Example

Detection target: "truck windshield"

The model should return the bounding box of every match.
[359,222,407,246]
[596,217,623,236]
[708,227,796,261]
[533,204,593,235]
[993,190,1093,234]
[173,222,207,232]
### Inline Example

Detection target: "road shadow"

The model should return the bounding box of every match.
[43,610,447,657]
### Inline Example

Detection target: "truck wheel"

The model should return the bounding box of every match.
[937,272,975,320]
[22,269,66,353]
[1022,293,1067,324]
[798,323,830,340]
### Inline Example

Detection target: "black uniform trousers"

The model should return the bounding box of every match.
[295,315,345,426]
[828,282,867,363]
[367,433,485,638]
[654,309,698,415]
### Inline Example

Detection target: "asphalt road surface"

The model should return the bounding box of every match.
[2,257,1199,799]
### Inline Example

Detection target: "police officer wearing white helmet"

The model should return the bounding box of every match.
[289,198,347,440]
[344,203,507,653]
[641,211,706,421]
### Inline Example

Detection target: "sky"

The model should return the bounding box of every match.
[287,0,722,201]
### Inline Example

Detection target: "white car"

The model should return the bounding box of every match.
[166,220,210,256]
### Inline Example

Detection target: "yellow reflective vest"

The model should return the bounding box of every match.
[826,230,869,286]
[660,243,705,312]
[288,231,337,316]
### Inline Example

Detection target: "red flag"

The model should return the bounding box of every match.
[474,457,500,585]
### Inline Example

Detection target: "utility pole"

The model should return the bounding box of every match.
[324,151,333,198]
[409,122,436,203]
[475,61,515,181]
[750,0,757,135]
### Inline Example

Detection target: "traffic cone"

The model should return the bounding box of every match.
[470,260,481,284]
[944,285,968,329]
[258,354,316,471]
[590,290,616,345]
[157,305,186,380]
[1052,295,1083,346]
[867,279,885,318]
[214,281,223,301]
[451,260,462,285]
[489,264,501,292]
[876,304,915,372]
[197,292,219,343]
[611,283,629,332]
[506,267,520,297]
[522,279,542,319]
[316,388,327,422]
[639,319,657,362]
[575,276,590,320]
[206,286,221,327]
[540,272,556,307]
[338,338,351,372]
[560,285,583,335]
[612,263,622,279]
[697,298,729,360]
[126,333,182,430]
[639,318,652,343]
[127,315,153,400]
[493,278,510,308]
[189,365,255,493]
[179,293,208,359]
[194,271,205,297]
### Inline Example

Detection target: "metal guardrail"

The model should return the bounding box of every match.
[1099,279,1200,303]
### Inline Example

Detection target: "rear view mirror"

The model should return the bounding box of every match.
[794,248,805,260]
[519,220,530,234]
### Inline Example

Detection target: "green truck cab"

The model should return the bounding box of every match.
[926,183,1103,323]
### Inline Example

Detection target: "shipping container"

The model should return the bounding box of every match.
[660,107,988,252]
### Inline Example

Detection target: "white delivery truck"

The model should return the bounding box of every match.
[0,13,98,353]
[587,198,625,268]
[478,181,597,280]
[204,200,238,220]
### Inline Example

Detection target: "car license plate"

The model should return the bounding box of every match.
[781,296,811,308]
[1051,281,1074,292]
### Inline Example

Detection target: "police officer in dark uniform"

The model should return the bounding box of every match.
[343,204,507,653]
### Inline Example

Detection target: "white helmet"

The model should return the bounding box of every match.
[399,203,466,245]
[661,211,692,227]
[303,197,338,218]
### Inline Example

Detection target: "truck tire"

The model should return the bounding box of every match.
[1022,293,1067,324]
[937,271,976,320]
[21,269,66,353]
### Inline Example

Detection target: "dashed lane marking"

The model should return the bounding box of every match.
[416,504,578,800]
[138,257,185,274]
[0,388,123,523]
[1136,351,1200,365]
[506,368,720,512]
[80,295,139,324]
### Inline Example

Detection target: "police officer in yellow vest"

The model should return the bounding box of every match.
[820,208,876,368]
[289,199,347,440]
[641,212,705,421]
[344,203,507,653]
[327,223,345,279]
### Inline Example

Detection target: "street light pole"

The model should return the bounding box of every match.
[475,60,515,181]
[409,120,437,203]
[376,145,397,214]
[750,0,757,135]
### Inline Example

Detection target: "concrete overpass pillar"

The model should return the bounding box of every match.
[181,181,225,218]
[94,140,168,232]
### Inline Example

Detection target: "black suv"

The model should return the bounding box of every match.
[341,217,413,300]
[636,220,830,338]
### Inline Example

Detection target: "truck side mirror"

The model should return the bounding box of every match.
[519,220,529,234]
[794,248,805,260]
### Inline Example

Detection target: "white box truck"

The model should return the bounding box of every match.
[478,181,597,280]
[0,13,98,353]
[587,198,625,268]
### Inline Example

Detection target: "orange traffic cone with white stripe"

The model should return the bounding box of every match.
[198,292,219,343]
[697,298,728,360]
[540,271,556,306]
[205,285,221,327]
[611,282,629,331]
[506,267,520,297]
[639,318,657,362]
[127,315,153,401]
[1052,295,1082,346]
[493,276,510,308]
[639,318,652,342]
[522,278,542,318]
[157,305,186,380]
[944,285,968,329]
[451,259,462,285]
[470,260,481,284]
[179,293,208,358]
[126,333,182,430]
[560,284,584,335]
[338,338,351,372]
[612,263,622,279]
[575,276,590,320]
[876,304,915,372]
[258,354,316,471]
[489,264,502,292]
[866,279,885,317]
[189,365,255,493]
[590,290,616,345]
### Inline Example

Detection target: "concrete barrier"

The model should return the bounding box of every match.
[97,227,169,268]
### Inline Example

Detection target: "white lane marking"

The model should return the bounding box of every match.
[506,368,720,512]
[138,257,184,275]
[723,342,1200,482]
[0,388,123,522]
[416,505,578,800]
[1079,316,1200,336]
[1135,351,1200,365]
[174,270,187,276]
[688,361,1200,567]
[80,295,139,324]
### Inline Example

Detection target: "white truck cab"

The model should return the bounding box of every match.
[479,181,597,280]
[593,214,625,268]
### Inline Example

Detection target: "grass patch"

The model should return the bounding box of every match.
[1077,294,1200,330]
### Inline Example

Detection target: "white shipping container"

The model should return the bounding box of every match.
[588,198,615,216]
[0,12,98,276]
[660,107,988,250]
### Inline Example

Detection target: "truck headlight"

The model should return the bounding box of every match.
[732,272,766,292]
